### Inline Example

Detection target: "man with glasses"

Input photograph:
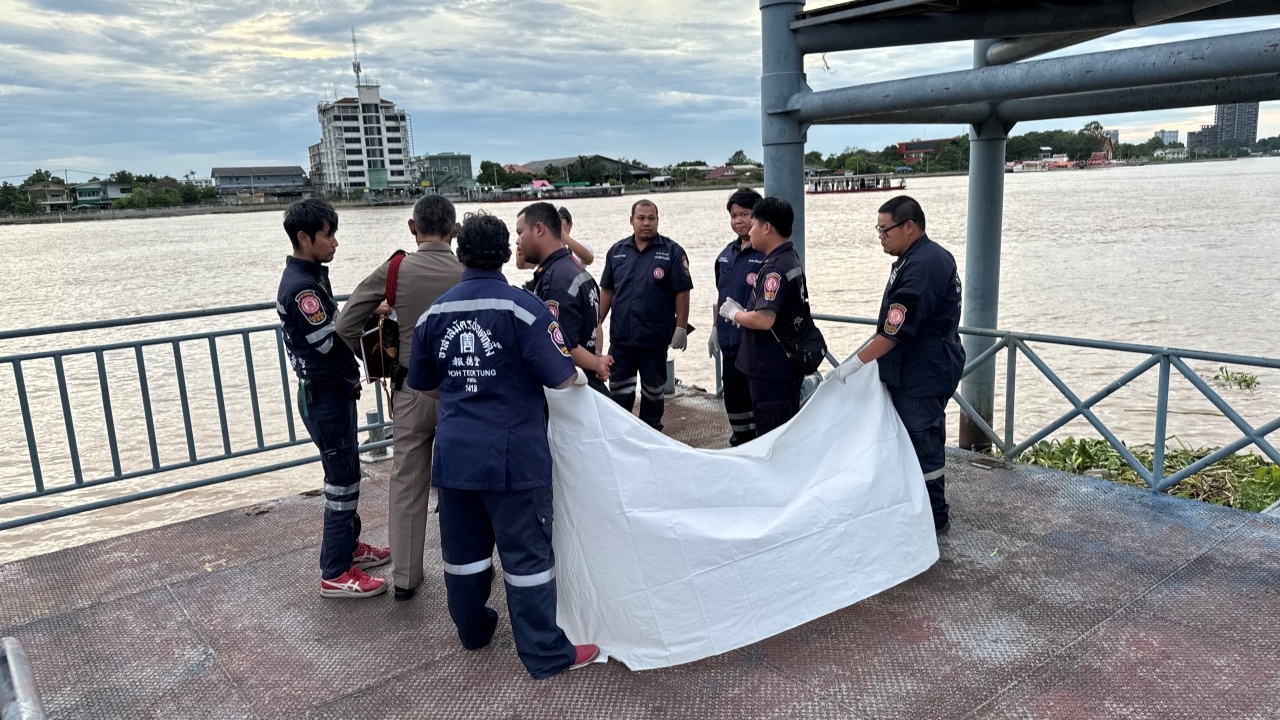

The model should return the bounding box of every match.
[828,196,965,536]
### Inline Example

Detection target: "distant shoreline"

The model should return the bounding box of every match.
[0,157,1245,226]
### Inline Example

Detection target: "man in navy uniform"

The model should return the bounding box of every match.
[276,199,390,598]
[408,211,599,679]
[598,200,693,431]
[516,201,612,394]
[709,188,766,445]
[829,196,965,535]
[717,197,811,436]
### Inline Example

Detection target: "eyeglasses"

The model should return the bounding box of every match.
[875,220,907,237]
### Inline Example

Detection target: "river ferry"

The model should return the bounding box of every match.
[805,173,905,194]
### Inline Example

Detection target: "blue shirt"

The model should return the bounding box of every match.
[599,234,694,348]
[736,241,809,380]
[876,235,966,397]
[275,256,360,389]
[713,238,765,351]
[407,268,576,491]
[529,247,601,355]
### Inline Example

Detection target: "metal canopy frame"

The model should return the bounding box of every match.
[759,0,1280,454]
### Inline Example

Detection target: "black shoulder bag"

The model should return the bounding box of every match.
[770,304,828,376]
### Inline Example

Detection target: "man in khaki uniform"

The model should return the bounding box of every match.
[337,195,464,601]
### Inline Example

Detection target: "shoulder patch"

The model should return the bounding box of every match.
[545,300,559,318]
[884,303,907,335]
[763,273,781,301]
[548,321,571,357]
[682,254,691,276]
[295,289,327,325]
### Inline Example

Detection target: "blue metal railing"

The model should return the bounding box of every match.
[0,300,390,531]
[812,314,1280,491]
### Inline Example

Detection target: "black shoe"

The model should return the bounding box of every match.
[935,519,951,536]
[393,585,416,602]
[728,433,755,447]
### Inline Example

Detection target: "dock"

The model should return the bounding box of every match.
[3,391,1278,719]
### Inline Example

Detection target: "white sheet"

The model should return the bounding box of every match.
[546,361,939,671]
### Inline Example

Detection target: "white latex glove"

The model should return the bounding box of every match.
[718,298,745,324]
[707,329,720,358]
[670,326,688,351]
[828,355,866,384]
[573,367,589,386]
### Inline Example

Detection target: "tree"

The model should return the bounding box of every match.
[804,150,825,166]
[674,160,707,167]
[726,149,759,166]
[108,170,135,185]
[0,182,21,213]
[879,145,904,167]
[23,169,62,186]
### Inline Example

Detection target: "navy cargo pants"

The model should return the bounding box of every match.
[608,344,668,431]
[891,391,951,530]
[720,349,756,445]
[748,373,802,437]
[436,485,576,680]
[298,380,363,580]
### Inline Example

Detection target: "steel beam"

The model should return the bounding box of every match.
[794,0,1279,53]
[761,0,810,262]
[793,28,1280,123]
[813,73,1280,125]
[959,40,1009,452]
[984,0,1234,65]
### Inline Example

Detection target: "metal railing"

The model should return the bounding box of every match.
[0,300,390,531]
[813,314,1280,492]
[1,637,44,720]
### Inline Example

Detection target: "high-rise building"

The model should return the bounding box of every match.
[1214,102,1259,145]
[1187,124,1218,151]
[1155,129,1179,145]
[1109,129,1120,146]
[310,81,412,195]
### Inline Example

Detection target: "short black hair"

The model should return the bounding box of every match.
[752,197,794,238]
[630,199,657,217]
[519,201,562,240]
[283,199,338,250]
[878,195,926,232]
[557,206,572,225]
[726,187,762,212]
[456,211,512,270]
[412,195,456,238]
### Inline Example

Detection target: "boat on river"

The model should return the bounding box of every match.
[805,173,905,194]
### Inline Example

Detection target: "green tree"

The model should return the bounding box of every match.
[23,169,62,186]
[0,182,20,213]
[726,149,758,166]
[108,170,135,185]
[179,183,200,204]
[198,186,218,202]
[804,150,825,166]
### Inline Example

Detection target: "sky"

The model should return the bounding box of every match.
[0,0,1277,183]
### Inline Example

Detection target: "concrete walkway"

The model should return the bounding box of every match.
[2,390,1277,719]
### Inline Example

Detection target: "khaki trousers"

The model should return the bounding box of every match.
[389,388,437,589]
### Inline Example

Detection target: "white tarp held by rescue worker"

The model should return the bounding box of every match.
[546,361,940,671]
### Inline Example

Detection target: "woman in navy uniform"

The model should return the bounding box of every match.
[598,200,693,431]
[710,188,766,445]
[516,201,612,395]
[275,199,391,598]
[717,197,810,436]
[408,211,599,679]
[829,196,965,535]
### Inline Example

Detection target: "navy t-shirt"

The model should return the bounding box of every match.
[599,234,694,348]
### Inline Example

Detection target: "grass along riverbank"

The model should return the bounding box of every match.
[1014,437,1280,512]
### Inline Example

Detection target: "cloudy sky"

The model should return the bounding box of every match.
[1,0,1277,183]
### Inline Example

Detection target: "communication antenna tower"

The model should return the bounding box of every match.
[351,28,362,85]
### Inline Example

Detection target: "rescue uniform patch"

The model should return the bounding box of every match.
[763,273,781,301]
[296,290,326,325]
[682,255,691,276]
[885,303,907,335]
[545,300,559,318]
[653,267,665,280]
[548,321,570,357]
[746,272,758,286]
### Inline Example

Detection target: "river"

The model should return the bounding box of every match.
[1,158,1278,561]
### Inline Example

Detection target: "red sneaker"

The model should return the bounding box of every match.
[570,644,600,670]
[320,567,387,598]
[352,541,391,570]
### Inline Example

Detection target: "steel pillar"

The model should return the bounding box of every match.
[761,0,809,262]
[959,40,1010,452]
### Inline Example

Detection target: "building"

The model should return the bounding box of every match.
[707,166,746,181]
[210,166,308,201]
[896,138,951,164]
[1154,147,1188,161]
[1109,129,1120,146]
[407,153,475,194]
[521,155,651,183]
[1187,124,1219,151]
[71,180,132,209]
[1156,129,1180,145]
[25,182,71,213]
[1215,102,1259,145]
[309,81,413,195]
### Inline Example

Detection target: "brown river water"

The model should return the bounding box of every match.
[1,158,1278,561]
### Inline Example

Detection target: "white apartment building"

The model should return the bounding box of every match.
[310,82,412,194]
